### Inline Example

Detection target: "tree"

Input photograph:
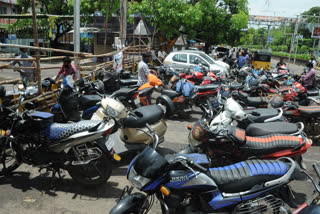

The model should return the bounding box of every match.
[128,0,249,52]
[13,0,119,49]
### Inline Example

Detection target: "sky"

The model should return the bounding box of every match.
[248,0,320,17]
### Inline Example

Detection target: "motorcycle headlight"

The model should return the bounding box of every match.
[188,131,202,147]
[128,166,151,190]
[106,105,120,118]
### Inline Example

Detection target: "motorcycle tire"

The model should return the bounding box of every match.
[67,142,112,186]
[0,136,22,176]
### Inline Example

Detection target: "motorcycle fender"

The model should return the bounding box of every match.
[95,138,120,162]
[296,205,320,214]
[156,95,175,115]
[110,193,147,214]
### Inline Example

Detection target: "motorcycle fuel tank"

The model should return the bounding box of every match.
[166,170,217,191]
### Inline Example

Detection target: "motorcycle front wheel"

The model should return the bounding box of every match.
[67,142,112,186]
[0,136,22,176]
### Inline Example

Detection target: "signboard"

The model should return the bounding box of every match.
[267,36,274,42]
[0,19,16,29]
[311,27,320,38]
[249,15,298,23]
[113,52,123,72]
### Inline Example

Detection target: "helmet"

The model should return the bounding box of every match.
[269,96,284,108]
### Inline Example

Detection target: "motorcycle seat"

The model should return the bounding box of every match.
[307,89,319,96]
[196,84,220,92]
[123,105,164,128]
[245,108,279,123]
[111,87,138,98]
[229,126,305,156]
[162,89,179,99]
[238,91,249,100]
[298,106,320,117]
[120,79,138,86]
[79,95,101,110]
[229,83,243,90]
[43,120,101,141]
[246,122,298,136]
[209,159,289,193]
[247,97,267,107]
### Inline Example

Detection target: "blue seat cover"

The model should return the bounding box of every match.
[42,120,101,141]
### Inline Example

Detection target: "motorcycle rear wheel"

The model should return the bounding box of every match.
[0,136,22,176]
[67,142,112,186]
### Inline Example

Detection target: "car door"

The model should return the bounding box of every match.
[171,53,189,71]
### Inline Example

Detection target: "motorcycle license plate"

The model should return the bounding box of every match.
[134,98,140,105]
[105,138,115,151]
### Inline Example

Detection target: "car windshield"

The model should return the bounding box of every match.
[200,53,214,64]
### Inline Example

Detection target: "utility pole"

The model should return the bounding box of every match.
[120,0,127,48]
[31,0,41,93]
[74,0,80,74]
[266,24,271,48]
[317,12,320,58]
[289,16,299,63]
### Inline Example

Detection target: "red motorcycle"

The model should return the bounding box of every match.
[157,80,221,116]
[182,97,312,168]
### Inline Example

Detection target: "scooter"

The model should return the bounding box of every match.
[110,127,300,214]
[91,96,168,155]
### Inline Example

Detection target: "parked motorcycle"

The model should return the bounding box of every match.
[184,97,311,168]
[91,96,168,155]
[110,126,300,214]
[157,79,220,116]
[283,101,320,144]
[0,94,116,186]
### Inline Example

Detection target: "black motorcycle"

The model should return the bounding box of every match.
[0,95,116,186]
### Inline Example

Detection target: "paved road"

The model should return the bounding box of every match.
[0,108,320,214]
[0,60,320,213]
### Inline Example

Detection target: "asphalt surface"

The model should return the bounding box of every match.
[0,59,319,213]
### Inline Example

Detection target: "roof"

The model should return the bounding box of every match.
[0,14,73,20]
[133,19,151,36]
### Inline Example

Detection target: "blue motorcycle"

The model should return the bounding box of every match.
[109,125,315,214]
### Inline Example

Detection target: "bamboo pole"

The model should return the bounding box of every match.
[0,56,81,61]
[0,78,21,85]
[0,43,88,55]
[32,0,42,93]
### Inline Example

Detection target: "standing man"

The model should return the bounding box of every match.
[301,62,316,90]
[137,52,156,86]
[10,48,35,88]
[238,52,246,68]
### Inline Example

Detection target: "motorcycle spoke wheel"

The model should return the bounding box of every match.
[0,137,21,176]
[67,143,112,186]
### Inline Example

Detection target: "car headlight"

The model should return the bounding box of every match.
[128,166,151,190]
[106,105,120,118]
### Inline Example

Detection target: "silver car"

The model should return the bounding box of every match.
[163,50,230,73]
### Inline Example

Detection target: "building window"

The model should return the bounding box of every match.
[0,7,7,14]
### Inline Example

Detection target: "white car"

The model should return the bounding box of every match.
[163,50,230,74]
